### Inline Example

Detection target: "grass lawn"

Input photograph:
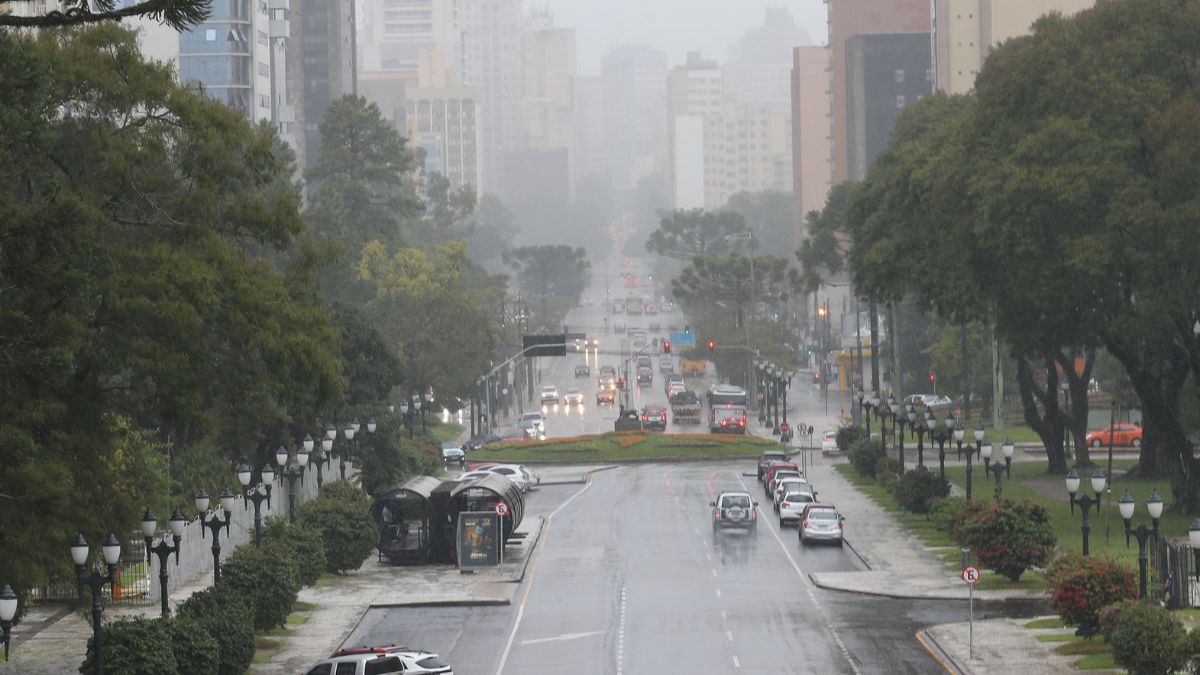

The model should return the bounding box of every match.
[1025,617,1066,629]
[469,431,785,462]
[428,422,464,443]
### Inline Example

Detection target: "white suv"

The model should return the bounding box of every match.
[540,385,560,404]
[304,646,453,675]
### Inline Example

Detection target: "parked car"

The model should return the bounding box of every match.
[773,477,814,510]
[1086,423,1143,447]
[905,394,953,408]
[575,364,590,378]
[710,406,748,434]
[778,491,817,526]
[821,430,840,455]
[798,503,844,546]
[539,385,560,404]
[711,491,758,535]
[757,451,790,482]
[641,404,668,431]
[441,441,465,464]
[564,387,584,406]
[763,462,799,490]
[482,464,538,491]
[304,646,453,675]
[463,433,501,452]
[767,470,802,498]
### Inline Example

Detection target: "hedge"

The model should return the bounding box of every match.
[848,438,884,477]
[297,480,378,574]
[219,544,301,630]
[1107,602,1190,674]
[957,498,1056,582]
[79,616,176,675]
[260,515,327,586]
[890,467,949,514]
[1045,552,1137,635]
[176,585,256,675]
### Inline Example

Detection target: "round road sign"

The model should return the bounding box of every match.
[798,424,810,439]
[494,502,510,517]
[961,565,981,585]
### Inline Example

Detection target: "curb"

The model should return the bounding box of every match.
[536,465,619,485]
[511,516,546,584]
[917,628,966,675]
[368,598,511,608]
[807,574,1046,603]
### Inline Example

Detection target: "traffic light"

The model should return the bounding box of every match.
[929,372,936,384]
[707,339,716,352]
[663,339,671,354]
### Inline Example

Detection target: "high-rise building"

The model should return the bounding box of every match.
[358,0,460,75]
[703,99,792,208]
[573,75,606,184]
[791,46,832,246]
[403,85,483,189]
[601,44,668,190]
[667,52,721,209]
[845,32,932,181]
[933,0,1096,94]
[285,0,356,170]
[460,0,523,195]
[828,0,930,183]
[521,9,575,191]
[724,7,812,112]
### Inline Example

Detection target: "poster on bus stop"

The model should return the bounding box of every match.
[457,511,499,569]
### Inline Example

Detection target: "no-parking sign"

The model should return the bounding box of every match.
[961,565,981,585]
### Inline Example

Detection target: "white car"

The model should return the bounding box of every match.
[821,430,840,455]
[773,477,814,509]
[520,411,545,433]
[540,385,560,404]
[484,463,539,491]
[564,387,584,405]
[778,491,818,525]
[304,646,453,675]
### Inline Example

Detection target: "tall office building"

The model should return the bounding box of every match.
[521,9,576,191]
[285,0,355,170]
[600,44,668,190]
[358,0,460,75]
[460,0,523,195]
[573,75,606,184]
[791,46,832,246]
[403,85,483,189]
[933,0,1096,94]
[828,0,929,183]
[845,32,932,180]
[724,7,811,112]
[703,99,792,208]
[667,52,722,209]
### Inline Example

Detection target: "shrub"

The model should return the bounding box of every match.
[218,545,301,630]
[168,615,220,675]
[836,425,866,453]
[260,515,327,586]
[847,437,885,477]
[946,498,992,545]
[928,496,967,533]
[890,467,950,514]
[958,498,1056,581]
[1096,599,1136,643]
[297,481,379,574]
[1108,602,1190,674]
[1045,552,1137,635]
[80,616,176,675]
[1186,628,1200,673]
[176,586,256,675]
[875,456,900,490]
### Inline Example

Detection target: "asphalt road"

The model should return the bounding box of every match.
[347,462,981,674]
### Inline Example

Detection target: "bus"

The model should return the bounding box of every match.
[708,384,749,408]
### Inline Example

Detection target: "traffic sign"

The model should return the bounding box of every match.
[669,331,695,347]
[494,502,510,517]
[961,565,981,585]
[798,424,810,439]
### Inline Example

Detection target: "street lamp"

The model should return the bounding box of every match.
[877,394,891,454]
[1,583,18,662]
[1002,438,1015,479]
[237,463,274,546]
[780,372,792,436]
[71,533,121,675]
[194,488,236,584]
[980,438,994,473]
[304,433,329,489]
[339,420,357,480]
[275,444,309,523]
[139,508,186,617]
[400,399,412,438]
[984,449,1005,501]
[933,413,953,483]
[414,393,426,434]
[1190,519,1200,581]
[1066,468,1107,556]
[868,391,881,438]
[1118,489,1163,601]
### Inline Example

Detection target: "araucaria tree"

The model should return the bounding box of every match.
[502,246,590,330]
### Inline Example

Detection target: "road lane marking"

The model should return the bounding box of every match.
[715,589,721,598]
[711,569,718,578]
[726,630,733,642]
[496,477,595,675]
[521,630,606,646]
[732,656,741,668]
[737,473,862,675]
[617,586,627,675]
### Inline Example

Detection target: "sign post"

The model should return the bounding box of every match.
[961,564,981,658]
[494,502,510,565]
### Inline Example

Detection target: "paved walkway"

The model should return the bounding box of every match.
[2,453,1109,674]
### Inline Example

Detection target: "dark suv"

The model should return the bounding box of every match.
[757,451,790,482]
[640,405,667,431]
[711,491,758,535]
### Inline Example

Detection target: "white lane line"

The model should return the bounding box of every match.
[711,568,718,578]
[495,478,595,675]
[737,473,862,675]
[617,586,627,675]
[726,630,733,642]
[732,656,741,668]
[720,610,727,620]
[522,630,605,646]
[715,589,722,599]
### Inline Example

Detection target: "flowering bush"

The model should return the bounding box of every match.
[957,498,1056,581]
[946,499,991,545]
[1045,553,1137,635]
[1107,601,1190,673]
[612,433,647,448]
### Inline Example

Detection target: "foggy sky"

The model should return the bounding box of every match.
[528,0,829,75]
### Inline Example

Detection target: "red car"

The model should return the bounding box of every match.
[1086,423,1142,448]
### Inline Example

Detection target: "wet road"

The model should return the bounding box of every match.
[347,463,992,674]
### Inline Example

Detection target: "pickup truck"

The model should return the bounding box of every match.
[669,390,702,424]
[614,409,644,431]
[681,358,706,377]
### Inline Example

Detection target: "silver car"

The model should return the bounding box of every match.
[798,504,844,546]
[778,491,817,526]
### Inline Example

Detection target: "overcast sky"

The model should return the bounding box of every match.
[527,0,829,75]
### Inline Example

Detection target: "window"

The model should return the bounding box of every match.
[334,663,358,675]
[896,95,907,108]
[258,62,270,76]
[205,28,216,41]
[303,665,332,675]
[894,69,905,83]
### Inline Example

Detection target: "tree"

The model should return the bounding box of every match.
[0,0,209,30]
[502,245,590,330]
[645,209,748,260]
[465,193,518,266]
[796,182,854,294]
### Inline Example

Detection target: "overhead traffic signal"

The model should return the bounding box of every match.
[707,339,716,352]
[929,372,936,383]
[662,339,671,354]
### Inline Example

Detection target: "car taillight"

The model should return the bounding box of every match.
[738,419,745,427]
[751,509,757,517]
[801,520,808,529]
[838,521,844,530]
[782,501,790,508]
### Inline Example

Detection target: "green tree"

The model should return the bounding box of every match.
[502,245,590,330]
[0,0,209,30]
[796,182,853,294]
[645,209,747,260]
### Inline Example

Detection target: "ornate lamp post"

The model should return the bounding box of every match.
[967,424,986,501]
[341,418,360,480]
[237,463,274,546]
[916,410,933,469]
[71,533,121,675]
[415,393,427,434]
[980,439,994,474]
[1001,438,1015,478]
[139,508,186,617]
[780,372,791,434]
[194,489,236,584]
[276,444,310,523]
[988,454,1005,500]
[1,583,18,661]
[305,434,329,489]
[1190,520,1200,580]
[877,394,891,453]
[1066,468,1107,556]
[1118,489,1163,601]
[770,367,782,434]
[935,413,954,483]
[400,399,413,438]
[868,392,881,438]
[757,361,768,424]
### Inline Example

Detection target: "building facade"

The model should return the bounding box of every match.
[791,45,832,247]
[844,32,932,181]
[403,85,483,189]
[933,0,1096,93]
[723,7,811,112]
[460,0,523,195]
[703,99,792,208]
[667,52,722,209]
[600,44,668,190]
[285,0,355,169]
[521,9,575,191]
[358,0,460,75]
[573,75,606,184]
[827,0,930,183]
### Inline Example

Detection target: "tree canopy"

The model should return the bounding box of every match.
[644,209,748,260]
[0,0,210,30]
[502,245,590,331]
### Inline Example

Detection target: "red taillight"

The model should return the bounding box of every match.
[838,521,844,530]
[801,520,808,529]
[738,419,745,427]
[751,509,757,517]
[781,501,790,508]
